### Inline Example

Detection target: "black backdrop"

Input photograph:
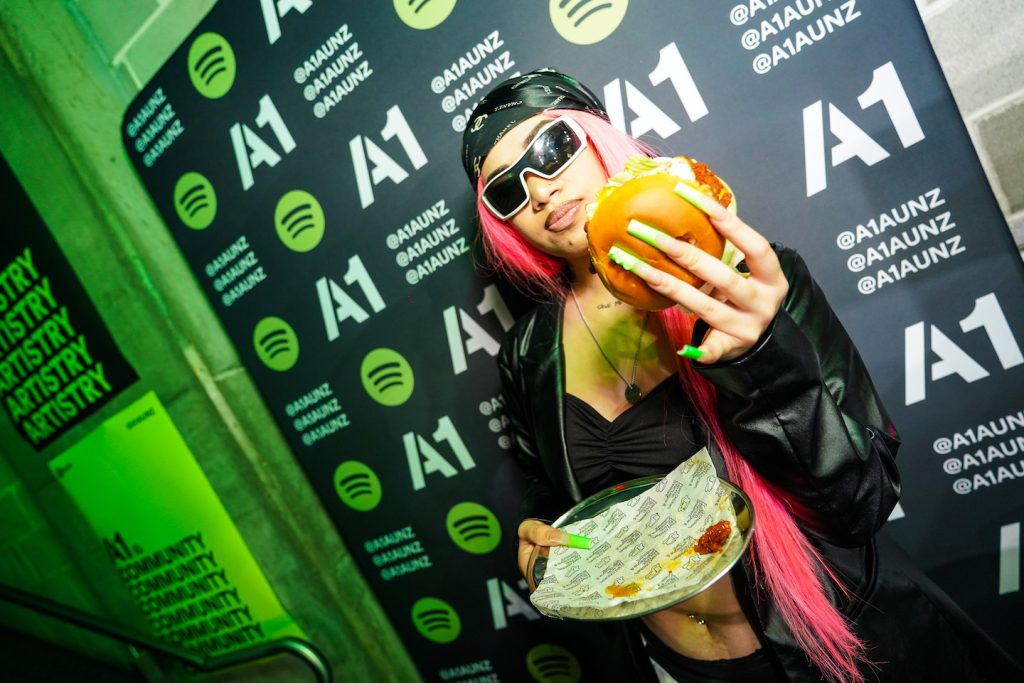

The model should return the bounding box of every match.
[121,1,1023,680]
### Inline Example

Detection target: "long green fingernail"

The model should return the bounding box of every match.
[566,534,591,550]
[674,182,715,215]
[677,345,704,360]
[626,220,671,250]
[608,245,644,274]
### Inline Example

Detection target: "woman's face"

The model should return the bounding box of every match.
[480,114,608,260]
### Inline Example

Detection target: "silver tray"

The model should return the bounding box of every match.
[527,475,754,621]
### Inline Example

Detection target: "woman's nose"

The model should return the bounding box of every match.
[525,173,559,208]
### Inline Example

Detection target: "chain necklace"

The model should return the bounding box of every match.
[569,287,649,404]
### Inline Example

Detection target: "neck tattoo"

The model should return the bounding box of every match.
[569,287,649,404]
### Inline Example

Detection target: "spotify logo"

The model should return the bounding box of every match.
[275,190,325,252]
[188,32,236,98]
[549,0,628,45]
[173,172,217,229]
[360,348,414,406]
[411,597,460,643]
[393,0,456,30]
[446,502,501,554]
[334,461,382,511]
[527,644,582,683]
[253,317,299,371]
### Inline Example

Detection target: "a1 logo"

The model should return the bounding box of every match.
[803,61,924,197]
[230,95,296,191]
[316,255,386,341]
[602,42,708,140]
[444,284,514,375]
[404,415,476,491]
[350,105,427,209]
[905,292,1023,405]
[259,0,312,45]
[411,597,460,643]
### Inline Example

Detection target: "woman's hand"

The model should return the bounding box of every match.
[517,519,574,578]
[614,194,789,364]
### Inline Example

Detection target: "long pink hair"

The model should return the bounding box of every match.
[476,109,867,682]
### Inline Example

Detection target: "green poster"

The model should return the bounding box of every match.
[49,391,303,654]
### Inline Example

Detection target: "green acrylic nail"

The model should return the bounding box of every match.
[677,344,704,360]
[566,533,592,550]
[608,245,643,273]
[673,182,713,214]
[626,220,670,250]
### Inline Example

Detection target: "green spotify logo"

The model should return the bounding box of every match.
[527,644,582,683]
[411,597,460,643]
[549,0,628,45]
[446,502,501,554]
[188,32,236,98]
[334,461,382,512]
[275,190,325,252]
[360,348,414,406]
[173,172,217,229]
[253,317,299,371]
[393,0,456,30]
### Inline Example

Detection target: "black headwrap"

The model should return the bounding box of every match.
[460,68,609,186]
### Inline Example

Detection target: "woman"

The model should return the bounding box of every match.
[462,69,1020,682]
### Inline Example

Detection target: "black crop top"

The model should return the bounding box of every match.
[565,376,702,496]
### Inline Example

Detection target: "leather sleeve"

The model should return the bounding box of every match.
[497,314,573,524]
[693,245,901,547]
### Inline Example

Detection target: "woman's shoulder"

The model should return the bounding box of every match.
[499,298,562,364]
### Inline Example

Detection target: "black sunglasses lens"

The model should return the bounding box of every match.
[532,123,579,173]
[486,171,527,217]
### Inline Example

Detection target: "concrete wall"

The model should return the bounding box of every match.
[0,0,1020,681]
[0,1,419,681]
[916,0,1024,248]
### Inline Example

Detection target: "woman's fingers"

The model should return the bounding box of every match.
[685,329,748,364]
[520,519,570,547]
[608,247,754,339]
[672,183,782,282]
[623,223,755,302]
[516,520,591,577]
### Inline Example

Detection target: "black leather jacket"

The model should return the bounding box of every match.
[498,246,1021,682]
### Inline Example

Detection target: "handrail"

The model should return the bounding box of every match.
[0,582,331,682]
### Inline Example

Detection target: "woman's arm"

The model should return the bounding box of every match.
[694,246,901,547]
[497,324,578,575]
[609,193,900,546]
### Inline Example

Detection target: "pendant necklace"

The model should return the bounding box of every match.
[569,287,649,405]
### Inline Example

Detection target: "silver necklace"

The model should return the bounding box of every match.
[569,287,649,404]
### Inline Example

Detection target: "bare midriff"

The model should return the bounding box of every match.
[641,572,761,660]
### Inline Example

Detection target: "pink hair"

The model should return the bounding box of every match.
[475,109,867,682]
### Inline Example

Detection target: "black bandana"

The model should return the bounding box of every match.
[460,68,608,186]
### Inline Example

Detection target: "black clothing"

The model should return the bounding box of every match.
[499,246,1022,681]
[565,376,699,493]
[640,620,782,683]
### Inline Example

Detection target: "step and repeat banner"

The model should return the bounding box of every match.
[121,0,1023,678]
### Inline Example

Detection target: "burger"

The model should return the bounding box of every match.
[586,156,743,311]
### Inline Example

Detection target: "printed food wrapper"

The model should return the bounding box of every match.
[530,448,743,620]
